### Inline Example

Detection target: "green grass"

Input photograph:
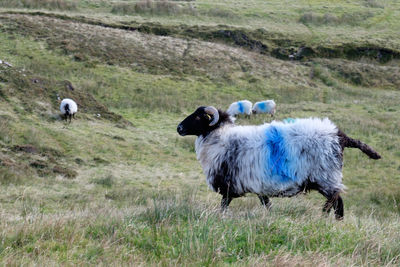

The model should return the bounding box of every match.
[0,0,400,265]
[0,0,77,10]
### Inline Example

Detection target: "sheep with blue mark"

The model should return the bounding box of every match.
[60,98,78,123]
[177,106,381,220]
[227,100,252,117]
[252,100,276,116]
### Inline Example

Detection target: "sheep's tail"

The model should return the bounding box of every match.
[338,130,381,159]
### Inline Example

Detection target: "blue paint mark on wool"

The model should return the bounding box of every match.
[257,102,267,112]
[238,101,244,113]
[283,118,296,124]
[264,126,297,183]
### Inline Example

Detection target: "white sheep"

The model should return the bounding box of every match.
[227,100,252,117]
[60,98,78,123]
[252,100,276,116]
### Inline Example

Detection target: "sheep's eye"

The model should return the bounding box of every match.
[195,116,201,120]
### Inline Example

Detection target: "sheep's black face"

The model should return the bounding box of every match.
[64,104,71,116]
[177,107,216,136]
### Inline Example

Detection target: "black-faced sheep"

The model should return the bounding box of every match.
[60,98,78,123]
[177,106,381,220]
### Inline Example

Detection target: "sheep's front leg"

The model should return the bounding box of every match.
[333,195,344,220]
[221,195,232,211]
[258,195,271,208]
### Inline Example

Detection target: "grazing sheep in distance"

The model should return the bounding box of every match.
[60,98,78,123]
[177,106,381,220]
[227,100,252,117]
[252,100,276,116]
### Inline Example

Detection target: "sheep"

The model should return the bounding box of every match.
[177,106,381,220]
[60,98,78,123]
[252,100,276,116]
[227,100,252,117]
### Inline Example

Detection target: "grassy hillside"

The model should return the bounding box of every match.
[0,0,399,265]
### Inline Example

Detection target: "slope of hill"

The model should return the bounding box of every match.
[0,1,399,265]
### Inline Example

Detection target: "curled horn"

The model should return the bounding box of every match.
[204,106,219,126]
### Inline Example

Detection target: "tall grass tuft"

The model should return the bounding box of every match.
[91,175,114,188]
[0,0,77,10]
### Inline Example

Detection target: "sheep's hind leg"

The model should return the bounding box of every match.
[221,195,232,211]
[258,195,271,208]
[322,191,344,220]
